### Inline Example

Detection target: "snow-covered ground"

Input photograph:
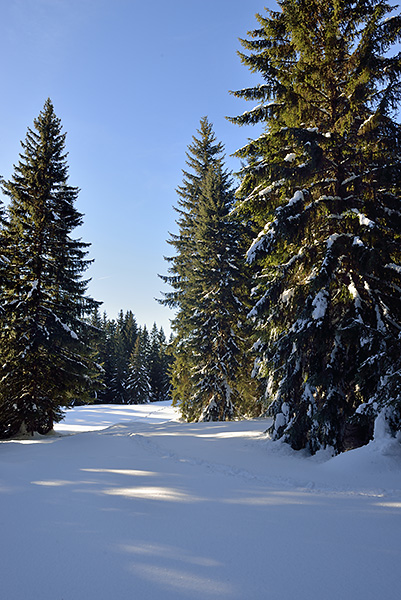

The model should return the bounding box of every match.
[1,401,400,600]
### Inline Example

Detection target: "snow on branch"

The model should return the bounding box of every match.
[311,289,329,321]
[350,209,375,228]
[247,222,274,264]
[385,263,401,274]
[258,179,286,198]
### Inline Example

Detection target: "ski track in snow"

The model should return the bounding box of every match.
[106,421,400,500]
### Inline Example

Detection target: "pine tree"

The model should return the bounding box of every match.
[0,193,7,299]
[96,312,118,404]
[147,324,171,402]
[0,99,100,437]
[105,310,139,404]
[157,327,172,401]
[86,307,107,405]
[230,1,401,452]
[161,118,258,421]
[160,118,225,415]
[121,310,138,358]
[127,332,151,404]
[0,199,7,327]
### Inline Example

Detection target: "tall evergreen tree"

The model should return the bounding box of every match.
[108,311,133,403]
[0,99,100,437]
[127,331,151,404]
[230,1,401,452]
[148,324,171,402]
[0,193,7,297]
[97,312,118,404]
[161,117,226,308]
[161,118,258,421]
[160,118,224,415]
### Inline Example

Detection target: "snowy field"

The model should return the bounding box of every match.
[1,401,400,600]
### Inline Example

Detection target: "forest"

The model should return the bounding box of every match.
[1,0,401,456]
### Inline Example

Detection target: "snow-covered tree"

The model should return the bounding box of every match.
[161,118,258,421]
[0,99,100,437]
[230,1,401,452]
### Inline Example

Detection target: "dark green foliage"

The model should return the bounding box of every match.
[0,194,7,300]
[126,332,151,404]
[0,99,101,437]
[161,118,259,421]
[148,324,171,402]
[93,311,171,404]
[231,1,401,452]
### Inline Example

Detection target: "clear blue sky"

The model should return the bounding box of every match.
[0,0,277,334]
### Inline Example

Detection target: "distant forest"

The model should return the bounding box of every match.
[89,309,171,406]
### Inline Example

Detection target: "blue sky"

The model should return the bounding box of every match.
[0,0,276,333]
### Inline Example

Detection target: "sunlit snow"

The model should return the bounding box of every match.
[1,401,400,600]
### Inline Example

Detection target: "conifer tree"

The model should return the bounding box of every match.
[160,118,224,415]
[157,326,172,401]
[161,117,226,308]
[0,99,100,437]
[230,1,401,452]
[0,195,7,299]
[97,313,118,404]
[148,324,171,402]
[86,308,109,405]
[127,332,151,404]
[101,310,138,404]
[108,311,130,403]
[161,118,257,421]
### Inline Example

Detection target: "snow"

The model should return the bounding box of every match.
[26,280,38,299]
[386,262,401,274]
[353,236,364,246]
[327,232,341,248]
[281,287,295,304]
[258,178,286,197]
[312,289,329,320]
[242,101,279,117]
[284,152,296,162]
[246,222,274,263]
[351,208,375,228]
[1,401,400,600]
[287,189,304,206]
[358,114,375,132]
[52,313,79,339]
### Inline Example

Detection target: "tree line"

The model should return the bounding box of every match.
[90,310,171,405]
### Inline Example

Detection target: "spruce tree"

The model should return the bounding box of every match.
[0,99,100,437]
[160,118,225,415]
[147,324,171,402]
[127,332,151,404]
[0,194,7,299]
[161,118,257,421]
[97,312,118,404]
[230,1,401,452]
[102,310,138,404]
[161,117,226,308]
